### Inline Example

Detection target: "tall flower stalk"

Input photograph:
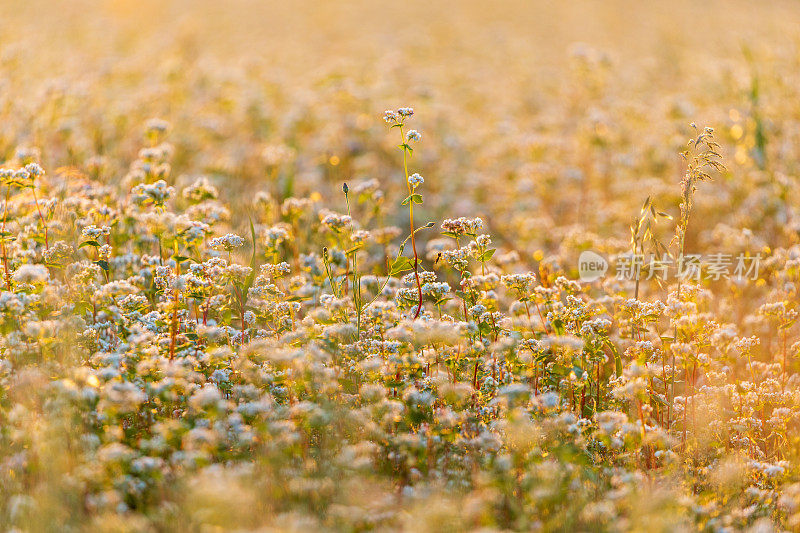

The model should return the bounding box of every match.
[385,107,424,318]
[343,183,364,335]
[0,172,12,290]
[669,124,725,434]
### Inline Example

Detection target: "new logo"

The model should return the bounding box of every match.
[578,250,608,282]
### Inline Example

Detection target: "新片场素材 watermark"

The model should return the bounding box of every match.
[578,250,760,282]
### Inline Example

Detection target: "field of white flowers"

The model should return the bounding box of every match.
[3,0,800,531]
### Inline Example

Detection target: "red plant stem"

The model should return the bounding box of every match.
[1,187,11,290]
[399,124,423,319]
[31,186,48,250]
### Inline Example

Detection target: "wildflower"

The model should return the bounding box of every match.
[408,173,424,189]
[441,217,483,236]
[383,110,398,123]
[12,264,49,284]
[131,180,174,208]
[210,233,245,251]
[183,176,219,202]
[320,211,352,232]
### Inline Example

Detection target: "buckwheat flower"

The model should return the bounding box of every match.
[383,110,398,123]
[211,368,231,384]
[131,180,174,207]
[408,173,424,189]
[320,211,352,232]
[138,147,164,163]
[476,234,491,247]
[422,281,450,300]
[469,304,486,318]
[145,118,170,136]
[225,264,252,284]
[176,217,211,245]
[533,391,562,412]
[186,200,231,224]
[401,272,422,287]
[256,262,291,282]
[350,230,370,245]
[441,217,483,236]
[397,107,414,117]
[12,264,49,284]
[210,233,245,251]
[501,273,536,292]
[43,240,74,264]
[81,225,104,240]
[101,381,146,413]
[406,130,422,142]
[11,168,33,187]
[351,178,380,196]
[263,224,291,248]
[23,319,59,339]
[281,197,313,218]
[24,163,44,178]
[98,244,112,261]
[182,176,219,202]
[555,276,582,293]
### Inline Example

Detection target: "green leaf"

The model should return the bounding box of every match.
[79,240,101,249]
[389,256,413,276]
[401,194,423,206]
[73,301,92,315]
[478,322,494,336]
[95,260,110,272]
[478,248,496,262]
